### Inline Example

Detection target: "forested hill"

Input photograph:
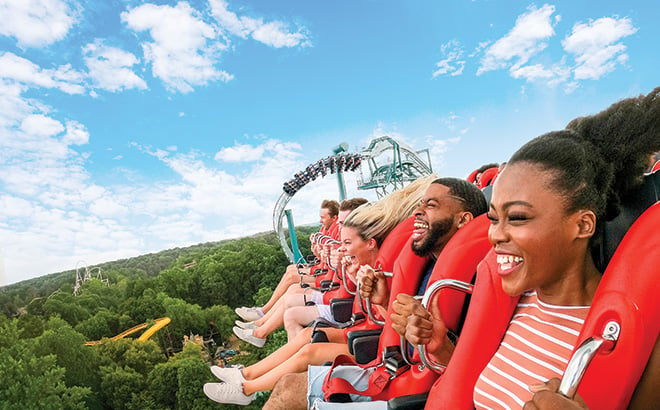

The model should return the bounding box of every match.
[0,226,317,317]
[0,225,317,409]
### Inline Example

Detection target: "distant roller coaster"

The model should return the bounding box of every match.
[73,261,109,296]
[273,135,433,262]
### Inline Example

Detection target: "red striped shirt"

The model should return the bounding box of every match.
[473,291,589,410]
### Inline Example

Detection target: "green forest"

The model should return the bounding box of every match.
[0,226,317,409]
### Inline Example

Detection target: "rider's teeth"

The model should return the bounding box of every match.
[497,255,523,264]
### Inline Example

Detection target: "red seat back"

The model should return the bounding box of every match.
[467,169,479,184]
[375,214,492,400]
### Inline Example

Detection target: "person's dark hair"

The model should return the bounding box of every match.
[476,163,499,174]
[321,199,340,217]
[508,86,660,235]
[339,198,368,212]
[432,177,488,217]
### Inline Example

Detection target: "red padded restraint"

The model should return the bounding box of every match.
[652,160,660,173]
[323,214,492,401]
[573,202,660,409]
[427,203,660,409]
[424,250,517,409]
[467,169,479,184]
[476,167,498,189]
[336,216,417,330]
[322,217,414,305]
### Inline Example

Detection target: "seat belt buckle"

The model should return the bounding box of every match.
[382,346,410,378]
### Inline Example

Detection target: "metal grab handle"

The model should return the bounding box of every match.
[357,269,393,325]
[341,264,356,296]
[558,321,620,399]
[324,245,356,296]
[416,279,474,373]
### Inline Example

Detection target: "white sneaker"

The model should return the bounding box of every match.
[203,382,254,406]
[235,319,258,330]
[210,365,246,386]
[235,306,264,322]
[233,326,266,348]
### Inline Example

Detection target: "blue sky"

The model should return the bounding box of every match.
[0,0,657,285]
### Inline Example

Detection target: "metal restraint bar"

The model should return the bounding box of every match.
[399,279,474,372]
[558,321,620,399]
[357,268,393,326]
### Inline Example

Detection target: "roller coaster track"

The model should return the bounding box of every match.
[273,136,432,262]
[356,136,433,197]
[73,261,109,296]
[85,317,171,346]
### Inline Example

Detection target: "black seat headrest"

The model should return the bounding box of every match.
[598,171,660,271]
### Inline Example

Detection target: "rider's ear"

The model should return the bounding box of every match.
[457,212,473,228]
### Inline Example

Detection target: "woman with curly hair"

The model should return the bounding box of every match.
[400,87,660,409]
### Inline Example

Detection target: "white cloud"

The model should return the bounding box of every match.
[440,112,460,131]
[88,196,129,218]
[122,2,233,93]
[208,0,311,48]
[0,0,78,47]
[509,60,570,85]
[252,21,310,48]
[562,17,637,80]
[83,39,148,92]
[466,6,635,90]
[433,40,465,78]
[0,52,85,94]
[215,142,266,162]
[478,4,557,75]
[468,41,491,58]
[62,120,89,145]
[20,114,64,137]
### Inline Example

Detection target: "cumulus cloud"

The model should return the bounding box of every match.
[0,0,78,47]
[215,142,266,162]
[83,39,148,92]
[209,0,311,48]
[122,2,233,93]
[0,52,85,94]
[562,16,637,80]
[0,80,128,283]
[133,139,304,223]
[62,120,89,145]
[509,60,571,85]
[433,39,465,78]
[462,5,636,90]
[20,114,64,137]
[478,4,557,75]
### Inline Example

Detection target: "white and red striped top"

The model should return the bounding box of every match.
[473,290,589,410]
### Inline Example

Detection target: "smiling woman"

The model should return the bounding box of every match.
[404,87,660,410]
